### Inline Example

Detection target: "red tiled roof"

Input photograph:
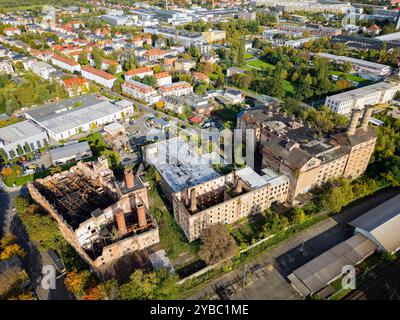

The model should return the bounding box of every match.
[52,54,79,66]
[145,48,168,56]
[102,58,118,66]
[123,81,154,94]
[81,65,116,80]
[189,116,202,124]
[192,72,209,81]
[154,71,171,79]
[63,77,88,87]
[126,67,152,76]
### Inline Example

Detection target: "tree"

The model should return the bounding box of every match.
[78,52,89,65]
[153,65,161,74]
[16,144,23,156]
[82,286,104,300]
[64,269,91,297]
[198,223,238,265]
[98,279,120,300]
[291,207,306,225]
[142,75,157,88]
[108,64,117,75]
[321,179,354,213]
[120,270,158,300]
[263,210,289,235]
[91,48,103,69]
[0,234,26,261]
[13,196,29,214]
[50,166,62,175]
[0,148,8,162]
[23,142,31,153]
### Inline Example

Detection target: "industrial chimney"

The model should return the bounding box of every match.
[235,177,243,194]
[190,189,197,212]
[137,204,146,228]
[124,169,134,189]
[115,208,127,236]
[347,109,361,136]
[361,106,374,132]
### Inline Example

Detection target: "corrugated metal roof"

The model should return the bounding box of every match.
[350,194,400,254]
[289,233,377,295]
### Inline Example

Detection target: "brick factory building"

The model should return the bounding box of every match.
[28,158,159,275]
[237,106,377,203]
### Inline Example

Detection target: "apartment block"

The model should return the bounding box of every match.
[325,82,400,114]
[158,81,193,97]
[81,65,116,88]
[51,54,81,73]
[122,79,161,104]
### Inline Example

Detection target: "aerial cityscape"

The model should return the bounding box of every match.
[0,0,400,306]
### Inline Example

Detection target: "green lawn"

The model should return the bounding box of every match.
[330,71,371,85]
[244,53,254,60]
[245,59,275,71]
[283,80,295,94]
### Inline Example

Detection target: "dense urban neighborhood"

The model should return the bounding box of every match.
[0,0,400,304]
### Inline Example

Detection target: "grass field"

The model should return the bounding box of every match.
[245,58,275,71]
[244,53,254,60]
[330,71,371,85]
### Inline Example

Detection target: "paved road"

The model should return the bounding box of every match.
[0,181,73,300]
[188,187,400,300]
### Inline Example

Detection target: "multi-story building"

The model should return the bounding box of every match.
[62,77,89,97]
[25,94,134,141]
[145,138,289,241]
[325,82,400,115]
[238,106,377,203]
[124,66,153,81]
[174,59,196,72]
[81,65,116,88]
[317,53,392,76]
[0,121,48,159]
[277,24,342,37]
[0,60,13,74]
[100,58,122,73]
[158,81,193,97]
[29,61,57,80]
[144,27,204,48]
[145,48,172,62]
[154,71,172,87]
[51,54,81,73]
[202,30,226,43]
[122,79,161,104]
[28,159,160,276]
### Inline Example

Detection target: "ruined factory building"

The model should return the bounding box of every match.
[145,137,290,241]
[28,158,160,274]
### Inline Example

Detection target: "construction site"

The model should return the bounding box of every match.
[28,158,160,276]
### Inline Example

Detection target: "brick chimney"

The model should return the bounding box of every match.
[347,109,361,136]
[361,106,374,132]
[235,177,243,194]
[124,169,134,189]
[137,204,146,228]
[115,208,127,236]
[190,189,197,212]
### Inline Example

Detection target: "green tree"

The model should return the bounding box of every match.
[291,207,306,225]
[142,75,157,88]
[120,270,158,300]
[78,52,89,65]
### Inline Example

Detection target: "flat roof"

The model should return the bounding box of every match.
[0,120,45,145]
[25,94,129,134]
[318,52,390,70]
[50,141,91,162]
[145,137,221,193]
[326,81,398,102]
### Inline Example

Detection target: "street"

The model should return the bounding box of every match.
[0,180,73,300]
